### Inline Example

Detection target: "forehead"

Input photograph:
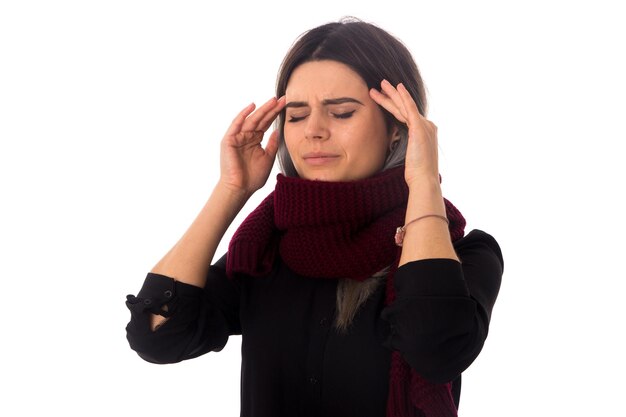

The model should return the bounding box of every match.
[286,60,368,98]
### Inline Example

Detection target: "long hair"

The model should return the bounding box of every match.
[275,17,428,330]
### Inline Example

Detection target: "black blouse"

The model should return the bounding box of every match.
[126,229,503,417]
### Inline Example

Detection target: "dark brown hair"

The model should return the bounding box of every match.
[275,17,428,176]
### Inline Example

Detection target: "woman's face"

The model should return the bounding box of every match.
[283,60,394,182]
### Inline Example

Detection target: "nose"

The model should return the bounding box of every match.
[304,111,330,141]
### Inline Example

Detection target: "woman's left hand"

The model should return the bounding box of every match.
[370,80,440,188]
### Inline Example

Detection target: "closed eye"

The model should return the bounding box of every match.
[287,110,356,123]
[288,115,307,123]
[333,110,355,119]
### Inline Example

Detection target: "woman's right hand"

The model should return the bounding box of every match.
[147,97,286,302]
[219,96,286,195]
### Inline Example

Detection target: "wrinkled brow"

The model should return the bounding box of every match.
[285,97,364,108]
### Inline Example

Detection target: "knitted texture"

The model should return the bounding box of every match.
[226,166,466,416]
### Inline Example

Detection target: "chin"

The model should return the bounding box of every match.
[297,165,364,182]
[301,170,344,182]
[317,174,353,182]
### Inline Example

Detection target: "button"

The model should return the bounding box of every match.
[309,377,318,385]
[164,290,173,298]
[319,318,329,326]
[143,298,152,305]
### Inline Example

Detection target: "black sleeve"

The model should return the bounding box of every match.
[125,254,241,364]
[380,229,503,384]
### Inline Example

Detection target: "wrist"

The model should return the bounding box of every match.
[213,181,253,206]
[405,180,446,218]
[406,177,442,196]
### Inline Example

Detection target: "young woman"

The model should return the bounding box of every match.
[126,17,503,417]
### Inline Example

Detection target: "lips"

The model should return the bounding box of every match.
[303,152,339,159]
[302,152,340,166]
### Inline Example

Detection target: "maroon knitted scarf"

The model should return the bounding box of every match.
[226,166,466,417]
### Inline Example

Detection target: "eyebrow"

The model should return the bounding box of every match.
[285,97,364,108]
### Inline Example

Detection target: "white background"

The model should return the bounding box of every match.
[1,1,625,416]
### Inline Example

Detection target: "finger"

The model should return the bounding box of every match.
[397,83,439,137]
[257,96,286,132]
[369,88,406,123]
[225,103,256,136]
[397,83,423,123]
[396,83,425,134]
[369,87,394,107]
[380,80,409,120]
[264,129,280,160]
[241,96,281,132]
[234,130,264,147]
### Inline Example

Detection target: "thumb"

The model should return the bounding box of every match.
[264,130,280,160]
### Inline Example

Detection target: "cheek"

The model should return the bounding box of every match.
[354,114,390,157]
[282,128,301,164]
[282,125,296,148]
[283,120,303,138]
[361,139,389,167]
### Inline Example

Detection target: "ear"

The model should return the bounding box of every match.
[388,125,401,151]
